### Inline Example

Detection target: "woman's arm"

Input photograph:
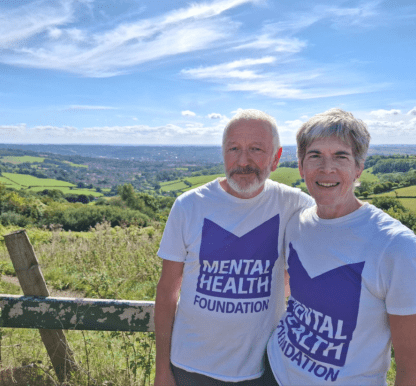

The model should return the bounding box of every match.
[389,313,416,386]
[154,260,184,386]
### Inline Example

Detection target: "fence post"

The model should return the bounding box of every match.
[4,229,77,382]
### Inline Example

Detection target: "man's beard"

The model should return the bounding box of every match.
[225,164,272,196]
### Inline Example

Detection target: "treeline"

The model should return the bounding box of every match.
[0,183,174,232]
[365,155,416,173]
[357,169,416,197]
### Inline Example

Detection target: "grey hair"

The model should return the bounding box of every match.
[297,108,371,166]
[222,109,281,155]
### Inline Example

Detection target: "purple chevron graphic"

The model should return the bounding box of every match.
[285,243,365,367]
[196,214,280,299]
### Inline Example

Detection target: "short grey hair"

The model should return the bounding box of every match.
[222,109,281,154]
[297,108,371,166]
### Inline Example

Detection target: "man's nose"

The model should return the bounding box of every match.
[237,149,251,166]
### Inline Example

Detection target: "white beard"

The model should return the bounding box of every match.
[225,164,272,197]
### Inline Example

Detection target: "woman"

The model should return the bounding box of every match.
[267,109,416,385]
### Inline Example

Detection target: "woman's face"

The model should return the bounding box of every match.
[299,136,364,219]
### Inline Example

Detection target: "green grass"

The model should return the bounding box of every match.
[0,156,45,164]
[0,223,160,385]
[368,185,416,213]
[0,176,21,188]
[359,168,379,183]
[395,185,416,196]
[269,167,301,186]
[2,172,75,187]
[160,180,189,191]
[0,173,104,197]
[63,160,88,168]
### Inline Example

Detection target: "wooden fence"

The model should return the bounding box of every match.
[0,230,155,382]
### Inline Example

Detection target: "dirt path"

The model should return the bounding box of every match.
[1,274,85,298]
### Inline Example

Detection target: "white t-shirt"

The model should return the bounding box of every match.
[268,203,416,385]
[158,178,313,382]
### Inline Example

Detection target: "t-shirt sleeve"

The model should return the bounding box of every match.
[298,191,315,210]
[381,232,416,315]
[157,198,187,262]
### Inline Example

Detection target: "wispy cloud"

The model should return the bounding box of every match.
[234,36,306,52]
[0,0,77,48]
[0,0,257,77]
[182,57,275,80]
[66,105,117,111]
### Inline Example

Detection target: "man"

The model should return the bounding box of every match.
[155,109,313,386]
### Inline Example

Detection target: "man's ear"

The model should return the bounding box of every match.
[271,147,283,172]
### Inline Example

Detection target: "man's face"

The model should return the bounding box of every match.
[223,119,281,199]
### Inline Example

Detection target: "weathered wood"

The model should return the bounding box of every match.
[0,295,155,332]
[4,230,76,382]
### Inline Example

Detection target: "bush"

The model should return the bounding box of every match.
[372,197,405,212]
[41,205,150,232]
[0,211,32,227]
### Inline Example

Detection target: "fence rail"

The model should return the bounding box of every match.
[0,295,155,332]
[0,229,157,382]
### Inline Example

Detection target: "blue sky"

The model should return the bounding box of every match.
[0,0,415,146]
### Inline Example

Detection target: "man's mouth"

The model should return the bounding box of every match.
[230,166,260,177]
[316,182,339,187]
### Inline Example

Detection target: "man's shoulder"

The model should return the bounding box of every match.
[175,178,220,204]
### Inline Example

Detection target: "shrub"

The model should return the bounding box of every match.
[41,205,150,232]
[0,211,32,227]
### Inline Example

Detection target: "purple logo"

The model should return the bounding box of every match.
[196,215,280,299]
[286,243,365,367]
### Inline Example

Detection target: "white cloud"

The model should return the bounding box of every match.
[182,110,196,117]
[34,125,78,134]
[0,0,256,77]
[369,109,401,118]
[1,121,227,145]
[0,0,77,48]
[66,105,116,111]
[364,119,416,139]
[234,36,306,53]
[208,113,223,119]
[407,107,416,115]
[182,57,275,80]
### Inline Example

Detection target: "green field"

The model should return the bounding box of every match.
[0,172,103,197]
[0,155,45,164]
[0,175,21,188]
[63,160,88,168]
[269,167,302,186]
[2,172,75,187]
[359,168,379,183]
